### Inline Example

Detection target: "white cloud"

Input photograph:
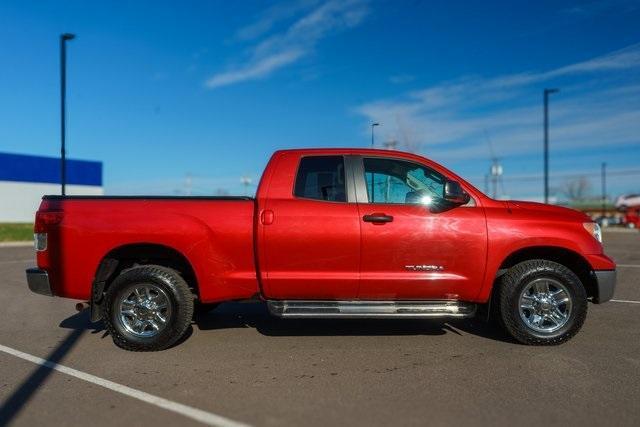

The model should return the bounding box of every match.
[544,43,640,77]
[206,49,304,88]
[234,0,320,41]
[206,0,369,89]
[356,43,640,164]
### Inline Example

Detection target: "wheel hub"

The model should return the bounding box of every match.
[117,284,171,338]
[533,295,554,313]
[518,278,572,334]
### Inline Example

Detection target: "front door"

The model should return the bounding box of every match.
[355,156,487,301]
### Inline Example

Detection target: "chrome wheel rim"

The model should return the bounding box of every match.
[117,284,172,338]
[519,278,572,334]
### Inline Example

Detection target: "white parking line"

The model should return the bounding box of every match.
[0,344,250,427]
[618,264,640,268]
[610,299,640,304]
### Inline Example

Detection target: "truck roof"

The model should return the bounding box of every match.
[273,147,412,156]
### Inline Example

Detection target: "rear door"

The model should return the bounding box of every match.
[259,153,361,300]
[355,156,487,301]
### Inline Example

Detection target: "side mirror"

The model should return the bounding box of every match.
[443,180,470,205]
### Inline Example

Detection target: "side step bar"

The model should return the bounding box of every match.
[267,300,477,319]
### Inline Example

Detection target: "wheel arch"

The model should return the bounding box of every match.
[90,243,199,321]
[495,246,597,300]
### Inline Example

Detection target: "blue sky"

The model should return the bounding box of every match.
[1,0,639,200]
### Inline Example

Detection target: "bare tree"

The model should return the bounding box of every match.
[214,188,230,196]
[561,176,591,202]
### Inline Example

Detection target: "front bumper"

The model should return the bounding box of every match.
[26,268,53,296]
[593,270,616,303]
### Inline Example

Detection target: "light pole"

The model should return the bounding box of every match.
[601,162,607,218]
[543,88,559,204]
[370,122,379,148]
[60,33,75,196]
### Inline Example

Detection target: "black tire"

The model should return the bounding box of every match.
[102,265,194,351]
[496,259,587,345]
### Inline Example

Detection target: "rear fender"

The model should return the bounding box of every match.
[78,210,256,310]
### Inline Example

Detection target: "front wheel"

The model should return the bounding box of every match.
[496,260,587,345]
[103,265,194,351]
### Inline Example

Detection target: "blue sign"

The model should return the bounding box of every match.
[0,152,102,186]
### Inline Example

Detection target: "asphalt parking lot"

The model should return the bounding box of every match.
[1,231,639,427]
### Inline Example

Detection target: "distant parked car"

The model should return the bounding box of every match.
[615,194,640,229]
[608,216,623,226]
[594,216,623,227]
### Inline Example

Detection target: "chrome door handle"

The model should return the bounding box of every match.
[363,214,393,223]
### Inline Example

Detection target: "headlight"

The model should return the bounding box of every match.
[583,222,602,243]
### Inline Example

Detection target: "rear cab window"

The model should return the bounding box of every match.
[294,156,346,202]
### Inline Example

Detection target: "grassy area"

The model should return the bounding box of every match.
[0,223,33,242]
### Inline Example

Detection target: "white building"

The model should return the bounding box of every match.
[0,152,103,222]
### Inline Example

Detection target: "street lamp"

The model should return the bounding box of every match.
[601,162,607,218]
[60,33,75,196]
[543,88,559,204]
[370,122,379,148]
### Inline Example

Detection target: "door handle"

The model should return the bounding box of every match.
[363,213,393,223]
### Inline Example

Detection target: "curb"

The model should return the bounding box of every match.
[0,241,33,248]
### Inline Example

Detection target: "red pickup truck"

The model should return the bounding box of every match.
[26,148,616,351]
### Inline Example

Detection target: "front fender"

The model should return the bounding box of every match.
[476,216,604,303]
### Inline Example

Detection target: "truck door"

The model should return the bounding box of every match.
[354,156,487,301]
[258,153,360,300]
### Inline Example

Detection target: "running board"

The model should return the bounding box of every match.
[267,300,477,319]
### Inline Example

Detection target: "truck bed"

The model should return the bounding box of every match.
[42,195,254,200]
[37,195,259,302]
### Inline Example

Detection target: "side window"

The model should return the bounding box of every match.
[294,156,347,202]
[363,157,446,205]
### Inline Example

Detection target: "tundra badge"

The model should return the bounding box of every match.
[405,265,444,272]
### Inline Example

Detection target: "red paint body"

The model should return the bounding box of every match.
[34,148,615,304]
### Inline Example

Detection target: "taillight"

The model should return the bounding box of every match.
[34,233,47,251]
[34,211,63,252]
[34,211,63,233]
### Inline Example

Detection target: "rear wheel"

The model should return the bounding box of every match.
[103,265,194,351]
[496,259,587,345]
